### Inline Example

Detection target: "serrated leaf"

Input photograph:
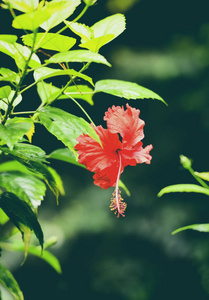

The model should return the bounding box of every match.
[94,79,166,103]
[34,67,93,86]
[0,263,24,300]
[0,171,46,208]
[194,172,209,182]
[0,192,44,250]
[41,0,81,31]
[158,184,209,197]
[172,224,209,235]
[0,68,20,84]
[12,10,51,31]
[47,50,111,66]
[48,147,85,168]
[0,118,34,149]
[22,33,76,52]
[38,106,100,155]
[0,34,17,43]
[79,35,115,52]
[65,21,93,42]
[2,0,39,12]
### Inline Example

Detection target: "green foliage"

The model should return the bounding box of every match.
[0,0,164,298]
[158,155,209,234]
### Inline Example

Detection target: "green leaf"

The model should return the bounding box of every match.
[158,184,209,197]
[0,40,41,70]
[41,0,81,31]
[48,148,85,168]
[12,10,51,31]
[34,67,94,86]
[63,85,94,105]
[22,33,76,52]
[0,68,20,84]
[0,239,62,274]
[0,171,46,208]
[0,85,11,99]
[94,79,166,103]
[47,50,111,66]
[2,0,39,12]
[0,192,44,250]
[118,180,130,197]
[194,172,209,182]
[0,34,17,43]
[38,106,100,155]
[37,82,94,105]
[65,21,93,42]
[0,263,24,300]
[83,0,97,5]
[172,224,209,235]
[0,118,34,149]
[48,167,65,196]
[0,90,22,112]
[0,209,9,225]
[79,35,115,52]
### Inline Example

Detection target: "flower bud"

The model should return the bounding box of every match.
[180,154,192,169]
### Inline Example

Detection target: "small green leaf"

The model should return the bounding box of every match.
[0,68,20,84]
[0,171,46,208]
[194,172,209,182]
[0,34,17,43]
[48,148,85,168]
[0,118,34,149]
[47,50,111,66]
[48,167,65,196]
[63,85,94,105]
[0,90,22,112]
[118,180,130,196]
[38,106,100,155]
[0,263,24,300]
[158,184,209,197]
[22,33,76,52]
[0,192,44,250]
[12,10,51,31]
[0,85,11,99]
[2,0,39,12]
[94,79,166,103]
[0,209,9,225]
[79,35,115,52]
[41,0,81,31]
[37,81,62,104]
[65,21,93,42]
[34,67,94,86]
[172,224,209,235]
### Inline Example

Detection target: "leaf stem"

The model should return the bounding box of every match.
[188,166,209,189]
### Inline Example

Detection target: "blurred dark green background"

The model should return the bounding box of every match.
[1,0,209,299]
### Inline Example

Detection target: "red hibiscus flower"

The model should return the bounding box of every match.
[75,103,153,217]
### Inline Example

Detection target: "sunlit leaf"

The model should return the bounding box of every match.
[0,263,24,300]
[41,0,81,31]
[48,167,65,196]
[22,33,76,52]
[194,172,209,182]
[0,34,17,43]
[65,21,94,41]
[2,0,39,12]
[37,81,62,104]
[63,85,94,105]
[12,10,51,31]
[47,50,111,66]
[0,68,20,84]
[34,67,94,86]
[94,79,166,103]
[0,90,22,112]
[172,224,209,235]
[0,171,46,208]
[0,85,11,99]
[79,35,115,52]
[0,192,44,250]
[0,117,34,149]
[158,184,209,197]
[38,106,100,155]
[0,209,9,225]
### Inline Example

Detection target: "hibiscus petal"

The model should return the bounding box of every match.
[75,125,121,172]
[93,164,123,189]
[104,103,145,148]
[120,142,153,167]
